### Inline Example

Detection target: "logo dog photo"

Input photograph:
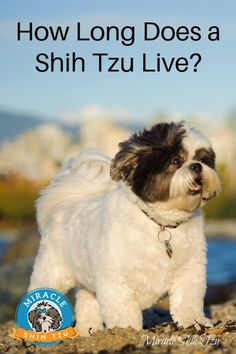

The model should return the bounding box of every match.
[11,288,77,345]
[0,0,236,352]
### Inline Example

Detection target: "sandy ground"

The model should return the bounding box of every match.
[0,226,236,353]
[0,300,235,354]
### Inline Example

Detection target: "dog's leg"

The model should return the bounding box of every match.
[75,288,104,336]
[169,261,212,328]
[96,282,142,331]
[28,240,75,293]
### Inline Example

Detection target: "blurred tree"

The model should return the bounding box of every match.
[203,164,236,219]
[0,176,45,223]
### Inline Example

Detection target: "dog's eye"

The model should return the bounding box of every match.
[171,156,182,166]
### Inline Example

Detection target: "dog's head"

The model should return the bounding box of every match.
[110,121,221,212]
[28,301,62,332]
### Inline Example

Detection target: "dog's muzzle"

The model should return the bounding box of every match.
[188,163,203,196]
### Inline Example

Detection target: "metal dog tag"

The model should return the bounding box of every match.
[164,240,173,258]
[158,227,173,258]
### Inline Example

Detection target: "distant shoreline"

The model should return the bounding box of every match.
[205,219,236,238]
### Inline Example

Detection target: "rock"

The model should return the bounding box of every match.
[0,258,33,323]
[211,299,236,322]
[0,228,39,265]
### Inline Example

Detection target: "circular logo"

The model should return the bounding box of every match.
[13,288,77,346]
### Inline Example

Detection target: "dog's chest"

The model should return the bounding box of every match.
[41,321,51,332]
[122,224,192,309]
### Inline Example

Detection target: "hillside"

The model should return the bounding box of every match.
[0,110,46,143]
[0,110,83,143]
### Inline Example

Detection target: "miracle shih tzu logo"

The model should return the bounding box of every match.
[10,288,79,346]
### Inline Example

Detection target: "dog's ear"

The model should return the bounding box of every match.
[110,138,150,183]
[48,308,62,330]
[47,308,62,321]
[28,310,37,324]
[110,151,138,182]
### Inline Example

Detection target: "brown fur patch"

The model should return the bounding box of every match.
[193,148,216,169]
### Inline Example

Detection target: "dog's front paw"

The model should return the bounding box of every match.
[176,316,212,329]
[194,316,213,328]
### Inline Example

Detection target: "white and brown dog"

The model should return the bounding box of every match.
[28,301,62,332]
[29,121,221,336]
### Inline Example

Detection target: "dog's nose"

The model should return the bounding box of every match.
[43,316,46,320]
[189,163,202,174]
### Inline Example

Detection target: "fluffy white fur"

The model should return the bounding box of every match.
[29,126,219,336]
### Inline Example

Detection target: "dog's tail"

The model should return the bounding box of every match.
[36,148,113,232]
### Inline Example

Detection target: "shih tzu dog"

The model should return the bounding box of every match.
[29,121,221,336]
[28,301,62,332]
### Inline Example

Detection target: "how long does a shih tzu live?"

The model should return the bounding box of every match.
[29,121,221,336]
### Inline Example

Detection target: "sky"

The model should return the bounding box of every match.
[0,0,236,125]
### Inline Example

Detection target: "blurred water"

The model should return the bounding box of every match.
[0,232,235,285]
[207,239,236,285]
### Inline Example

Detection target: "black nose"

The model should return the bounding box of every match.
[189,163,202,174]
[43,316,46,320]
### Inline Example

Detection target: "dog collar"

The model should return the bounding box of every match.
[141,209,184,229]
[141,209,184,259]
